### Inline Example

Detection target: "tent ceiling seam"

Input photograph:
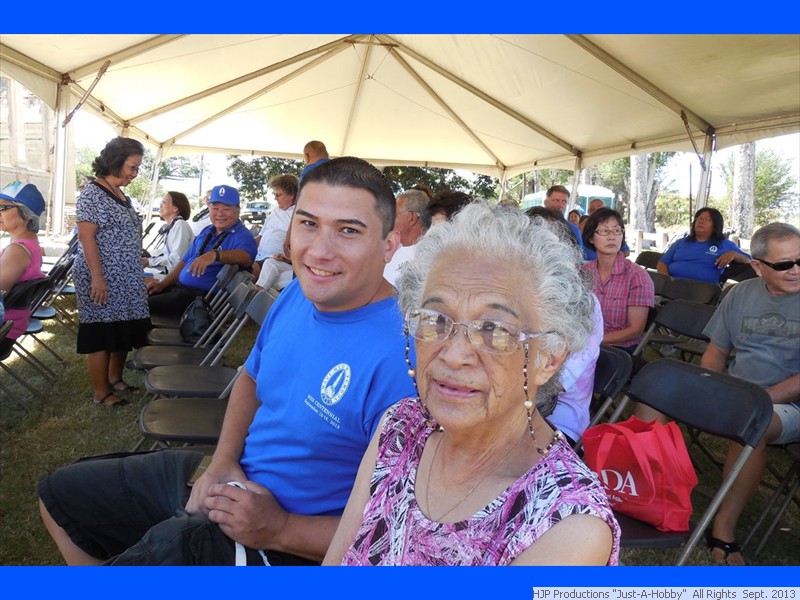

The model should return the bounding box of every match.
[375,34,578,157]
[340,36,374,156]
[565,34,715,135]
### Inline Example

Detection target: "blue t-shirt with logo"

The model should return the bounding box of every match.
[660,237,748,283]
[241,279,416,516]
[177,221,257,291]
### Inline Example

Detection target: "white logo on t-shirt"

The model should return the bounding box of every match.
[320,363,351,406]
[709,245,718,253]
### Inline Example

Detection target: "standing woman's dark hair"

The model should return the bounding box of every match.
[92,137,145,178]
[687,207,725,243]
[582,207,626,252]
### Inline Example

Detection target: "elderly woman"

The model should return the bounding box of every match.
[0,182,46,358]
[657,207,750,283]
[142,191,194,278]
[582,207,654,353]
[74,137,151,407]
[323,203,619,566]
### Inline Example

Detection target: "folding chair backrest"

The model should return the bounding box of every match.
[3,277,52,310]
[662,277,720,305]
[245,289,277,327]
[627,359,772,447]
[635,250,663,270]
[204,264,238,303]
[651,299,716,340]
[594,345,633,399]
[647,271,670,297]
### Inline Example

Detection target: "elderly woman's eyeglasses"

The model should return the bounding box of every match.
[0,204,18,212]
[594,227,623,237]
[406,308,549,354]
[756,257,800,271]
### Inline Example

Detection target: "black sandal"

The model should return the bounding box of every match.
[705,529,743,565]
[110,379,140,393]
[92,391,129,408]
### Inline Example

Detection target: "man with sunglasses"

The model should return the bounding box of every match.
[701,222,800,566]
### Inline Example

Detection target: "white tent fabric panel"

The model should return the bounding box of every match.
[1,33,798,179]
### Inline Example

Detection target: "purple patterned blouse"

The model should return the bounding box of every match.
[341,397,621,566]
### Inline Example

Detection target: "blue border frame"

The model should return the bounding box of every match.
[3,0,798,590]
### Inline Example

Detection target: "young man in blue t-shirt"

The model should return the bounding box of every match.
[38,158,415,565]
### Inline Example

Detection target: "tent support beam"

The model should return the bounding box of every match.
[385,45,505,174]
[565,35,714,135]
[62,61,110,127]
[569,155,583,211]
[129,34,366,125]
[376,34,578,156]
[694,132,715,210]
[340,36,374,156]
[68,35,185,82]
[164,45,351,146]
[50,83,71,236]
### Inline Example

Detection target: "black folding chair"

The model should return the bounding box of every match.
[143,289,275,399]
[635,251,664,270]
[632,299,717,362]
[661,277,721,306]
[132,281,261,369]
[135,366,244,450]
[611,359,773,565]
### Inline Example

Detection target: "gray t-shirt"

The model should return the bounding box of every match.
[703,278,800,388]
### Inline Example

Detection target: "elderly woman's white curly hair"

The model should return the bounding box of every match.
[396,201,595,366]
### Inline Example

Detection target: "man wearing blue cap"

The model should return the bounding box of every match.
[147,184,257,315]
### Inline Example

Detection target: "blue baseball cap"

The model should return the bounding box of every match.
[0,181,46,216]
[209,184,240,206]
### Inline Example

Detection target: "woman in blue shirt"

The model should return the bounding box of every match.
[657,208,750,283]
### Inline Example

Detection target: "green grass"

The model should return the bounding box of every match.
[1,296,798,565]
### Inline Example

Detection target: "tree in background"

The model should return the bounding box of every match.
[731,142,756,238]
[226,156,303,202]
[720,146,798,232]
[381,166,498,199]
[502,168,572,204]
[591,153,675,231]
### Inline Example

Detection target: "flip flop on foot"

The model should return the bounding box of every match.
[705,530,745,565]
[110,379,140,393]
[92,391,130,408]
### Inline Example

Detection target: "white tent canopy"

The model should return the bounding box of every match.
[1,34,799,231]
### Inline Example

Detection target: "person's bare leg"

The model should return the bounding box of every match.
[633,403,669,424]
[108,350,128,388]
[710,414,782,565]
[86,351,121,405]
[39,499,102,565]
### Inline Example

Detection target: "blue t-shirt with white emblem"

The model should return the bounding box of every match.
[660,237,749,283]
[241,279,415,516]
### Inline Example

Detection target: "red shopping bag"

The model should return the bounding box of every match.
[582,416,698,532]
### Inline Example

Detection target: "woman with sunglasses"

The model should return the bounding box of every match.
[73,137,151,407]
[0,182,46,358]
[582,207,655,354]
[657,207,750,284]
[323,202,619,566]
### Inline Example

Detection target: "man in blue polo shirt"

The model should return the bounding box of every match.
[298,140,330,185]
[147,184,257,314]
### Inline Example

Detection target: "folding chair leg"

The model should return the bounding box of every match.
[28,332,67,364]
[753,474,800,557]
[675,445,756,566]
[12,343,58,380]
[0,363,47,400]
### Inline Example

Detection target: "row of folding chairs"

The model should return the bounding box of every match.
[131,283,278,451]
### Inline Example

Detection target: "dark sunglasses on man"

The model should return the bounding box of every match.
[756,257,800,271]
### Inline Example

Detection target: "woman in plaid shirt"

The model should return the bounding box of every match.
[581,208,654,353]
